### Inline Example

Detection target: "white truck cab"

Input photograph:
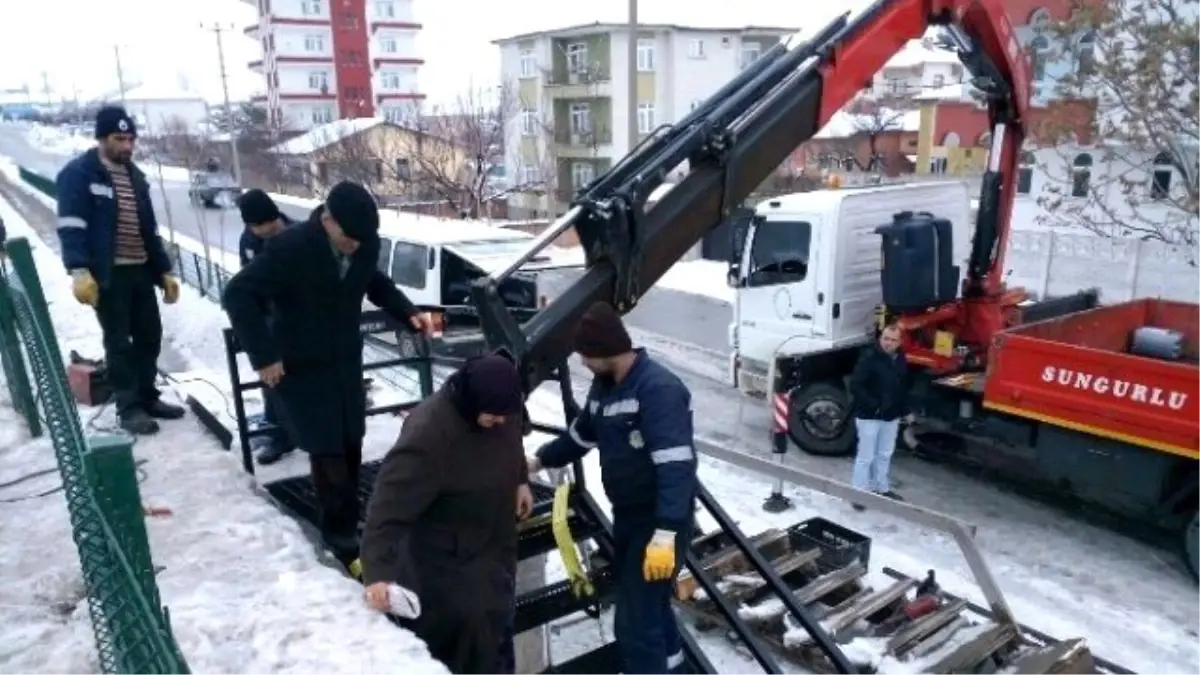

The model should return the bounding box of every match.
[728,181,973,413]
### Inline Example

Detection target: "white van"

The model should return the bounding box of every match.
[375,215,569,330]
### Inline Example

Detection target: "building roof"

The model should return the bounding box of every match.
[378,213,534,245]
[884,33,962,69]
[123,79,208,103]
[268,117,391,155]
[494,22,799,44]
[814,108,921,139]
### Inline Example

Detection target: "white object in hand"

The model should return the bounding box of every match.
[387,583,421,619]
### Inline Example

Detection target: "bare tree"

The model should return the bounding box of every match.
[815,104,909,175]
[1035,0,1199,247]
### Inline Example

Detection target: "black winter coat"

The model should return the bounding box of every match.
[848,344,911,421]
[221,215,418,455]
[360,378,528,674]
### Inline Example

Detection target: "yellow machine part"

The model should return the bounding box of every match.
[553,483,595,600]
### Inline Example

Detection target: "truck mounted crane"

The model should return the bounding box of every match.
[471,0,1029,402]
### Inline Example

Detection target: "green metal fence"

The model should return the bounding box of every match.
[0,260,40,436]
[19,164,57,198]
[0,237,189,674]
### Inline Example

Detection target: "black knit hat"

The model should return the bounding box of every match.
[324,181,379,242]
[238,189,281,226]
[573,301,633,358]
[457,354,525,416]
[95,105,137,139]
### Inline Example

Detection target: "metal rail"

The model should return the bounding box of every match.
[692,438,1016,628]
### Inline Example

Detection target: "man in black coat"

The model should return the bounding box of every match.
[847,321,913,510]
[235,189,296,465]
[222,181,433,560]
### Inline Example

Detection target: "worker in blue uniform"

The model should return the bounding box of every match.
[528,301,699,674]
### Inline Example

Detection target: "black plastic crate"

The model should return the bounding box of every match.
[787,517,871,573]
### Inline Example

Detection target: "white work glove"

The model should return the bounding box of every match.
[386,583,421,619]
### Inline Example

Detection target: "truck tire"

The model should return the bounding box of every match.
[787,382,856,457]
[1184,511,1198,582]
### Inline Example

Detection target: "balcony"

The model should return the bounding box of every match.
[276,55,335,64]
[377,91,426,101]
[373,56,423,68]
[543,70,611,98]
[270,16,332,27]
[248,60,264,72]
[371,20,421,31]
[244,24,258,37]
[553,127,613,158]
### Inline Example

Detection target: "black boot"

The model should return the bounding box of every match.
[880,490,905,501]
[256,440,295,466]
[120,408,160,435]
[143,399,185,420]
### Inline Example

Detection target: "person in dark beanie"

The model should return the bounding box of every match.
[528,301,699,674]
[222,180,434,561]
[55,105,183,435]
[360,354,533,674]
[234,189,296,464]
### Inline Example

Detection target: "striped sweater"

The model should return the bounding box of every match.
[107,164,147,265]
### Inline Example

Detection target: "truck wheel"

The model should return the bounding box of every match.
[1184,511,1198,582]
[787,382,855,457]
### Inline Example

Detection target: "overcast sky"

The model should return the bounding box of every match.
[0,0,868,109]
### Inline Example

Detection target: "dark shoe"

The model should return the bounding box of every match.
[324,533,360,567]
[120,409,161,435]
[256,442,295,466]
[880,490,905,501]
[143,399,185,420]
[851,503,866,512]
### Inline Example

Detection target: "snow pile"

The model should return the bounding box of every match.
[26,124,94,157]
[0,198,447,674]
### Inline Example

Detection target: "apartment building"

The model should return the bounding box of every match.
[244,0,424,131]
[495,22,796,217]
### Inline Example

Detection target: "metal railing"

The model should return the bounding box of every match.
[0,238,188,674]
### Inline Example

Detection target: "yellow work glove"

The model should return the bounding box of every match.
[642,529,678,582]
[161,274,181,304]
[70,269,99,306]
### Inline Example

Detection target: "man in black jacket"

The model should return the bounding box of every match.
[222,181,433,560]
[847,322,912,509]
[236,189,295,465]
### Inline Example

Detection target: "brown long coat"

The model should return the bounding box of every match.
[360,384,528,674]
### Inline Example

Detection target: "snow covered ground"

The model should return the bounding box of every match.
[655,259,736,304]
[0,197,446,674]
[22,123,190,181]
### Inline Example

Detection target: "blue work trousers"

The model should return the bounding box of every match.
[612,516,690,674]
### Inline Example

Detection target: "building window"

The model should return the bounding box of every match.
[519,50,538,78]
[1017,151,1035,193]
[375,0,395,18]
[380,37,398,53]
[340,14,360,29]
[520,109,539,136]
[739,41,762,69]
[566,43,589,73]
[521,165,540,185]
[929,157,948,174]
[1151,152,1173,199]
[308,71,329,91]
[1030,36,1049,82]
[1077,31,1096,75]
[637,103,656,134]
[395,157,411,179]
[301,0,322,16]
[1071,153,1093,197]
[637,39,656,71]
[977,131,992,148]
[688,39,705,59]
[310,106,333,124]
[888,78,905,94]
[571,161,595,189]
[381,72,401,89]
[942,132,960,147]
[569,102,591,135]
[1028,8,1052,27]
[932,73,945,88]
[304,34,325,53]
[390,241,428,289]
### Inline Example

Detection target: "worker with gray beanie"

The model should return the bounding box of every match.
[222,179,434,564]
[528,301,699,674]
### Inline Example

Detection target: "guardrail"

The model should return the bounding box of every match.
[0,237,189,674]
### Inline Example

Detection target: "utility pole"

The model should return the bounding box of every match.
[40,72,52,105]
[113,45,127,104]
[202,22,243,184]
[626,0,639,153]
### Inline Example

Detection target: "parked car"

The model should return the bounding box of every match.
[187,165,242,209]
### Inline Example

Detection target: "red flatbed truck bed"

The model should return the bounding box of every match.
[982,298,1199,460]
